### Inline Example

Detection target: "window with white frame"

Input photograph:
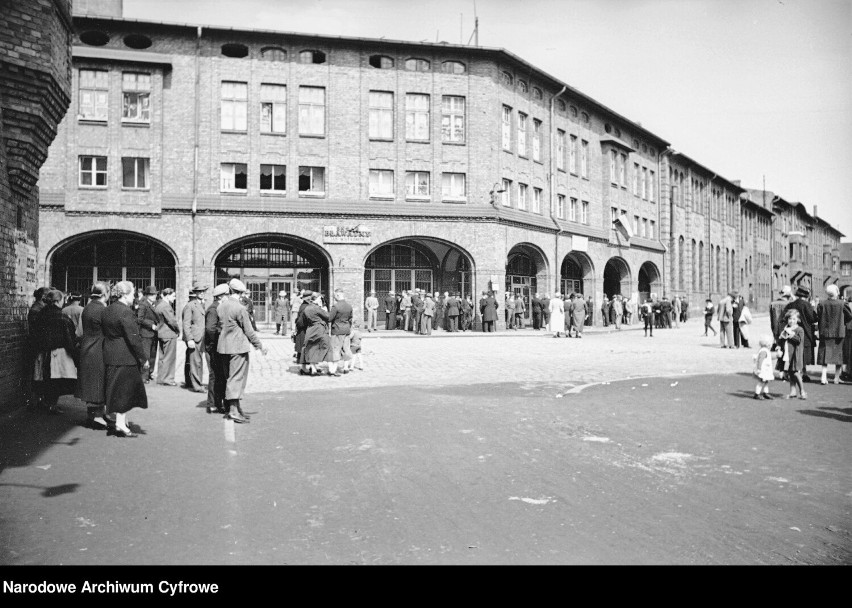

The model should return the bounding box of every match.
[220,163,247,192]
[121,157,149,189]
[641,218,648,238]
[405,58,430,71]
[441,61,465,74]
[518,183,528,210]
[649,220,655,239]
[634,215,640,234]
[441,95,465,143]
[221,81,248,131]
[441,172,466,201]
[532,119,541,162]
[556,130,565,171]
[619,153,627,187]
[369,91,393,140]
[569,134,578,174]
[298,86,325,136]
[405,93,430,141]
[566,197,576,222]
[260,84,286,134]
[581,140,589,178]
[79,69,109,121]
[533,187,542,213]
[581,200,589,224]
[369,169,394,198]
[556,194,565,219]
[611,206,619,227]
[405,171,430,198]
[502,106,512,150]
[517,112,528,157]
[260,164,286,192]
[502,179,512,206]
[122,72,150,123]
[633,162,639,195]
[79,156,107,187]
[298,166,325,195]
[609,150,617,183]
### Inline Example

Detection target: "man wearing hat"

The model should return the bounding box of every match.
[217,279,267,422]
[716,290,735,348]
[204,283,229,414]
[182,281,208,392]
[364,290,379,333]
[154,288,179,385]
[272,290,290,336]
[136,285,160,382]
[770,285,793,338]
[383,290,396,331]
[784,285,817,381]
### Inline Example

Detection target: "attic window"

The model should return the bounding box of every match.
[501,71,513,86]
[80,31,110,46]
[581,112,589,123]
[123,34,152,50]
[615,128,622,137]
[299,50,325,64]
[405,58,430,71]
[532,87,543,100]
[441,61,465,74]
[369,55,394,69]
[261,47,287,61]
[221,43,249,58]
[556,99,566,112]
[570,105,578,118]
[518,80,528,93]
[604,123,612,134]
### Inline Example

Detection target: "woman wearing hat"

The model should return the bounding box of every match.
[76,282,110,427]
[783,286,817,380]
[816,284,852,384]
[33,289,79,415]
[301,292,331,375]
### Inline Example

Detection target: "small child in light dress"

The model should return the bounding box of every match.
[346,319,364,371]
[752,335,779,400]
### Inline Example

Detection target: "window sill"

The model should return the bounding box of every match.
[570,172,579,177]
[406,196,431,202]
[299,192,326,198]
[260,191,287,196]
[369,195,395,201]
[261,131,287,137]
[442,198,467,204]
[405,139,430,144]
[299,134,325,139]
[121,187,150,192]
[442,141,466,146]
[534,159,543,165]
[221,130,248,135]
[221,190,248,195]
[518,154,529,160]
[78,186,108,190]
[369,138,394,143]
[121,120,150,127]
[78,118,107,125]
[557,168,566,173]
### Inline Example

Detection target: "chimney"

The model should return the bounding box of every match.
[813,205,818,218]
[73,0,124,18]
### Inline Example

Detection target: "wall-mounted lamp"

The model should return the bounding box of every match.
[489,182,506,206]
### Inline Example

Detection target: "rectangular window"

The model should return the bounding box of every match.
[649,220,655,239]
[641,218,648,238]
[299,166,326,195]
[611,206,619,227]
[260,164,286,192]
[517,112,528,157]
[121,157,149,189]
[633,162,639,195]
[441,95,465,143]
[569,197,578,222]
[518,183,528,210]
[610,150,617,184]
[369,91,393,140]
[581,140,589,178]
[502,179,512,207]
[79,69,109,121]
[221,81,248,131]
[556,194,565,219]
[405,93,430,141]
[79,156,107,187]
[220,163,248,192]
[641,167,648,199]
[502,106,512,150]
[634,214,640,234]
[649,170,655,201]
[532,119,542,162]
[441,172,466,201]
[570,134,578,174]
[369,169,394,198]
[260,84,287,134]
[406,171,430,198]
[122,72,150,123]
[581,200,589,224]
[298,86,325,136]
[619,153,627,187]
[556,130,565,171]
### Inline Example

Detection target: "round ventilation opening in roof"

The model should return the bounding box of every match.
[123,34,152,50]
[80,31,110,46]
[221,43,249,58]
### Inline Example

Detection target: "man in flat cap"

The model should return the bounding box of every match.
[217,279,267,423]
[182,281,208,392]
[204,283,229,414]
[136,285,159,382]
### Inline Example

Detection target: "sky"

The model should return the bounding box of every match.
[124,0,852,237]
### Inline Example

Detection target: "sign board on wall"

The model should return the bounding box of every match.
[323,225,371,244]
[570,235,589,253]
[14,229,36,296]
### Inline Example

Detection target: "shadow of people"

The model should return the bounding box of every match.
[796,409,852,423]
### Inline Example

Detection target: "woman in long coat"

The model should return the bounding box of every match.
[549,292,565,338]
[816,284,852,384]
[294,290,312,371]
[843,295,852,380]
[301,293,331,375]
[101,281,149,437]
[784,287,817,374]
[34,289,78,415]
[75,282,110,427]
[571,294,587,338]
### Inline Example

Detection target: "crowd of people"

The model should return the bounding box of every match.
[373,289,476,334]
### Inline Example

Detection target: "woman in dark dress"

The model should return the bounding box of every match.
[101,281,149,437]
[816,284,852,384]
[294,290,313,373]
[784,286,817,380]
[301,293,331,375]
[75,282,110,428]
[35,289,78,415]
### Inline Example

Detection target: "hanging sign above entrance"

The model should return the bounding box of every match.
[323,225,372,244]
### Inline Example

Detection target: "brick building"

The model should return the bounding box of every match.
[0,0,73,410]
[839,243,852,298]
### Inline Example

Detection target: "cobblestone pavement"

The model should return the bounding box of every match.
[173,316,776,395]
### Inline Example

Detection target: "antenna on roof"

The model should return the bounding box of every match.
[467,0,480,46]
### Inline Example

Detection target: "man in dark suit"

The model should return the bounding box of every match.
[481,291,499,332]
[445,293,460,332]
[154,288,179,385]
[478,291,488,332]
[327,288,353,376]
[586,296,594,326]
[541,293,551,331]
[411,289,423,334]
[384,290,396,330]
[136,285,159,382]
[531,292,542,330]
[433,291,443,331]
[182,282,207,392]
[204,283,229,414]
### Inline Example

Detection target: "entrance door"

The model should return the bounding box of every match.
[511,277,531,318]
[246,281,268,325]
[269,280,291,324]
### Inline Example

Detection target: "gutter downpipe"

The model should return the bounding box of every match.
[659,148,673,300]
[550,85,567,294]
[191,26,202,286]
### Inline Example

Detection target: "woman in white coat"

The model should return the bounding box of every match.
[549,292,566,338]
[738,302,753,348]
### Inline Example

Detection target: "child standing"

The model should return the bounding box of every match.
[752,335,779,400]
[703,298,717,337]
[779,310,807,400]
[346,319,364,371]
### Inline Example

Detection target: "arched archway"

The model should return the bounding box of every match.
[214,234,331,325]
[638,261,662,303]
[49,231,177,294]
[603,257,631,299]
[507,243,549,319]
[560,252,594,296]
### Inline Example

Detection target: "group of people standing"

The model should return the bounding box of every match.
[379,289,475,334]
[706,290,753,348]
[293,289,364,375]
